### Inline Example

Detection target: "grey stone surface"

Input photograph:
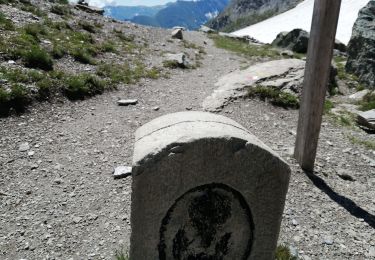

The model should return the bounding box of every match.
[202,59,305,112]
[130,111,290,260]
[346,1,375,88]
[357,109,375,130]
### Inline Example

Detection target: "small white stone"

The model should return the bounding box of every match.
[113,166,132,179]
[28,151,35,156]
[117,99,138,106]
[19,142,30,152]
[153,106,160,111]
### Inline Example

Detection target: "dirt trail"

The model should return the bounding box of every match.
[0,31,374,260]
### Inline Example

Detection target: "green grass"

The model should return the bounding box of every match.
[358,92,375,111]
[63,74,107,100]
[347,135,375,151]
[334,57,364,91]
[23,46,54,71]
[247,86,299,109]
[210,34,280,59]
[0,12,15,30]
[79,20,97,33]
[324,99,335,114]
[0,84,31,115]
[96,63,160,85]
[51,4,71,16]
[275,245,298,260]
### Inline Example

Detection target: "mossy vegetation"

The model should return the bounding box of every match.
[333,57,364,91]
[347,135,375,150]
[247,86,299,109]
[0,11,15,30]
[210,34,280,59]
[323,99,335,114]
[275,245,298,260]
[358,92,375,111]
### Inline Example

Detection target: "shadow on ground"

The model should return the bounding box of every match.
[304,170,375,229]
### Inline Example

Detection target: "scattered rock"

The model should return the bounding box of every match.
[322,236,334,245]
[19,142,30,152]
[113,166,132,179]
[172,26,186,31]
[218,32,261,44]
[30,163,38,170]
[272,29,347,53]
[199,25,216,33]
[153,106,160,111]
[27,151,35,156]
[272,29,309,53]
[202,59,305,112]
[76,4,104,15]
[164,53,191,68]
[357,109,375,130]
[171,28,183,40]
[117,99,138,106]
[346,1,375,88]
[349,89,370,101]
[369,246,375,257]
[337,169,355,182]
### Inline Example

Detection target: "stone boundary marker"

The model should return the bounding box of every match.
[130,111,290,260]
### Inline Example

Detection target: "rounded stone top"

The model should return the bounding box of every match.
[133,111,286,168]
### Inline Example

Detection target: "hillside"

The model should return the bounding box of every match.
[127,0,229,30]
[207,0,302,32]
[232,0,371,44]
[103,5,165,21]
[0,0,374,259]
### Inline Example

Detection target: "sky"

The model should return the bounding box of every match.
[70,0,175,7]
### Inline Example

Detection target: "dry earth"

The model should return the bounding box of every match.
[0,25,374,260]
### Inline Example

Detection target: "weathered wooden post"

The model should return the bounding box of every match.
[294,0,342,171]
[130,112,290,259]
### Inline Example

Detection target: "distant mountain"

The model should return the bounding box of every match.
[104,5,165,21]
[207,0,302,32]
[105,0,229,30]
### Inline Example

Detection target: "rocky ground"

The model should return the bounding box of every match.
[0,4,375,260]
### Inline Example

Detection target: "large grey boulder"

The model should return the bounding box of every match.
[272,29,347,53]
[164,53,191,68]
[272,29,309,53]
[357,109,375,130]
[130,111,290,260]
[202,59,306,112]
[171,28,183,40]
[346,1,375,89]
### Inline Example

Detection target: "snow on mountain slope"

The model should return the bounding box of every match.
[232,0,370,44]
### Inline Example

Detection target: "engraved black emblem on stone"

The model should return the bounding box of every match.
[159,183,254,260]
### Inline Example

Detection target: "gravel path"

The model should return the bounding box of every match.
[0,29,374,260]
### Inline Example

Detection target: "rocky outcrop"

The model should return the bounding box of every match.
[357,109,375,130]
[346,1,375,89]
[272,29,347,53]
[272,29,309,53]
[207,0,302,32]
[76,2,104,15]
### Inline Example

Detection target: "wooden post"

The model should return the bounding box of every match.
[294,0,342,172]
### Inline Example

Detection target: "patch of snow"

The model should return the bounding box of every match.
[232,0,370,45]
[205,10,219,19]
